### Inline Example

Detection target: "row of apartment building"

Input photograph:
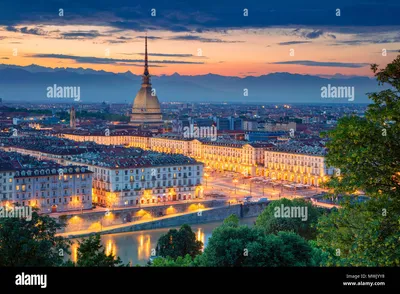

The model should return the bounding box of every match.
[60,132,334,187]
[1,140,204,211]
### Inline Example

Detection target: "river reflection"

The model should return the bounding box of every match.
[70,217,256,265]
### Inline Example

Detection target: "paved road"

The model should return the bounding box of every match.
[204,171,326,201]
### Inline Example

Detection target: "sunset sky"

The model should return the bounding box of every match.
[1,0,400,77]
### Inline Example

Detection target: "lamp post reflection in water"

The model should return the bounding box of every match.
[70,242,78,263]
[137,234,152,260]
[105,239,117,257]
[196,228,205,251]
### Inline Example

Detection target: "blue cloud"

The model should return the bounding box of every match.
[29,53,205,65]
[278,41,311,45]
[269,60,369,68]
[0,0,399,32]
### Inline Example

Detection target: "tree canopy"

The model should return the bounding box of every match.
[0,210,70,266]
[156,224,203,259]
[255,198,323,240]
[198,216,316,267]
[71,234,125,267]
[317,55,400,266]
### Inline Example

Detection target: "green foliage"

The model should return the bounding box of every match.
[198,224,315,267]
[74,234,125,267]
[151,254,194,267]
[308,240,332,267]
[0,210,70,266]
[156,224,203,259]
[243,232,314,267]
[316,197,400,266]
[255,198,322,240]
[197,224,260,267]
[223,214,240,227]
[317,55,400,266]
[322,56,400,208]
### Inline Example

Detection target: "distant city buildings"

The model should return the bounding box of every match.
[0,101,368,210]
[244,131,286,142]
[216,117,243,131]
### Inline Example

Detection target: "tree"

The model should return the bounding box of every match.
[199,223,316,267]
[322,55,400,207]
[317,197,400,266]
[255,198,323,240]
[0,209,70,266]
[73,234,125,267]
[222,214,240,227]
[317,55,400,266]
[244,232,314,267]
[156,224,203,259]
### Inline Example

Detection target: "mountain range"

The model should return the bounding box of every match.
[0,64,385,104]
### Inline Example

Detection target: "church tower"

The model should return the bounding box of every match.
[70,106,76,129]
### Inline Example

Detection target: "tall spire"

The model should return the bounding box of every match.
[142,34,151,85]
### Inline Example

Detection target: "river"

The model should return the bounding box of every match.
[69,217,257,265]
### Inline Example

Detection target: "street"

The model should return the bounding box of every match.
[203,169,326,202]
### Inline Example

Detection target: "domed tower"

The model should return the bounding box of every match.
[130,36,163,127]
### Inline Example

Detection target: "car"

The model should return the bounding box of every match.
[258,198,269,203]
[244,196,252,202]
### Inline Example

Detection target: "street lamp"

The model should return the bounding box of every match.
[233,179,238,194]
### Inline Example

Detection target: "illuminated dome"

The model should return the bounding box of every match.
[130,36,163,127]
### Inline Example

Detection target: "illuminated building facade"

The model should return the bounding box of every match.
[0,166,92,213]
[64,151,204,207]
[58,132,270,177]
[264,148,334,187]
[62,131,151,149]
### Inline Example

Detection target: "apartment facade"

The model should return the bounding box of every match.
[0,166,93,213]
[264,148,334,187]
[58,132,271,177]
[64,153,204,208]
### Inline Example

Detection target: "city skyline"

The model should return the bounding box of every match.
[0,0,399,280]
